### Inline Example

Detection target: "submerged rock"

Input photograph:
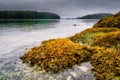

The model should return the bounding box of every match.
[10,60,94,80]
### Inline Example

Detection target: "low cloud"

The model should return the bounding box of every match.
[0,0,120,17]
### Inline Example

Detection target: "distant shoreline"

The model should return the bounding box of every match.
[0,11,60,19]
[77,13,112,19]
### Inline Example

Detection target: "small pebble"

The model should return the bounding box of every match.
[66,76,72,80]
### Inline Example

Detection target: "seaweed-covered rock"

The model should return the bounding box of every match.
[69,28,119,44]
[74,12,120,79]
[20,11,120,79]
[91,31,120,52]
[93,12,120,28]
[90,48,120,80]
[69,28,120,52]
[20,38,93,73]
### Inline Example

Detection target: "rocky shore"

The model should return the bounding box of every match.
[20,12,120,80]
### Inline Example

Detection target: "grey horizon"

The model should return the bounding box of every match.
[0,0,120,17]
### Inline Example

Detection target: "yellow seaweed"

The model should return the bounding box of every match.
[20,38,94,73]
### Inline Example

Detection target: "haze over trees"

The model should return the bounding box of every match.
[0,11,60,19]
[77,13,112,19]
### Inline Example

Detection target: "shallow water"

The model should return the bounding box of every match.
[0,19,98,80]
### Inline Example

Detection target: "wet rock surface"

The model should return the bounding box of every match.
[10,61,94,80]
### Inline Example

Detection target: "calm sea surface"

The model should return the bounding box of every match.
[0,19,98,80]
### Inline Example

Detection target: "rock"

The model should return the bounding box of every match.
[73,24,77,26]
[66,76,72,80]
[93,12,120,28]
[20,38,94,73]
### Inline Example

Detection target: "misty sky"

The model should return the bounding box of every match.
[0,0,120,17]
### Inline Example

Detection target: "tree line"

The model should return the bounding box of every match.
[77,13,112,19]
[0,11,60,19]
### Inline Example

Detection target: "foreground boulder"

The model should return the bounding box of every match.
[91,48,120,80]
[20,38,120,79]
[93,12,120,28]
[20,38,94,73]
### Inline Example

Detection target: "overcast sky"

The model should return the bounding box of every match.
[0,0,120,17]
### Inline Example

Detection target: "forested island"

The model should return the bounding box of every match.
[0,11,60,19]
[77,13,112,19]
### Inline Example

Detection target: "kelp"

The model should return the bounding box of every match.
[69,27,120,79]
[69,28,120,45]
[93,12,120,28]
[20,38,94,73]
[21,11,120,79]
[20,39,120,79]
[90,48,120,80]
[91,31,120,52]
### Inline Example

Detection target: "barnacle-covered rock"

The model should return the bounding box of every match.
[90,48,120,80]
[93,12,120,28]
[20,38,93,73]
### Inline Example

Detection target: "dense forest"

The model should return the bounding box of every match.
[0,11,60,19]
[77,13,112,19]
